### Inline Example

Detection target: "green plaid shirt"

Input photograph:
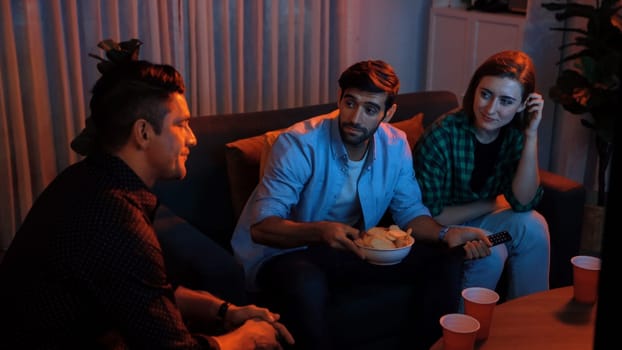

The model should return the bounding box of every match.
[413,110,543,217]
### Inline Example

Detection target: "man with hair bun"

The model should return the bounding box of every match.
[0,40,293,350]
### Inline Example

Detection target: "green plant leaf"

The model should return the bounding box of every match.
[542,0,621,128]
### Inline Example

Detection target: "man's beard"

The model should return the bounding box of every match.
[340,122,380,146]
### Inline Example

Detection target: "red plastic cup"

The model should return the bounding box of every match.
[571,255,601,304]
[440,313,480,350]
[461,287,500,340]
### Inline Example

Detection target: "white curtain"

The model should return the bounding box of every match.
[0,0,343,249]
[0,0,595,251]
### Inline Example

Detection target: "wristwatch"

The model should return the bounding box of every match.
[438,226,450,242]
[217,301,230,321]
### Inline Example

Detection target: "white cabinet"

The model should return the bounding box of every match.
[426,7,526,101]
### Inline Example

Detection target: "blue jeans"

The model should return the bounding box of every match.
[461,209,550,304]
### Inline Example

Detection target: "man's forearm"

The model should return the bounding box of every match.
[175,286,224,324]
[251,216,324,248]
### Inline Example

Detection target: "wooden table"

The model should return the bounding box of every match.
[430,286,596,350]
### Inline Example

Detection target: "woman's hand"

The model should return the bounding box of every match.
[444,226,492,260]
[524,93,544,138]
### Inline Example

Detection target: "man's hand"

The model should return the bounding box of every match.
[214,318,295,350]
[315,221,365,259]
[224,304,279,330]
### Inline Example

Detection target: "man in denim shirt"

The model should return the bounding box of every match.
[231,60,489,350]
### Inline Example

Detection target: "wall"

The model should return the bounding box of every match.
[340,0,432,93]
[522,0,564,174]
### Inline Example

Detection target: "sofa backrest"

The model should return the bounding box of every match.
[154,90,458,251]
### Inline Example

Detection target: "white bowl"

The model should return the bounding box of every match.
[355,237,414,265]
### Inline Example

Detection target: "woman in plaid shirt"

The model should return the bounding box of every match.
[413,50,550,303]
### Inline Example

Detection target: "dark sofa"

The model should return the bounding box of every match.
[153,90,586,349]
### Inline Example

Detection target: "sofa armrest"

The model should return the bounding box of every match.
[537,170,586,288]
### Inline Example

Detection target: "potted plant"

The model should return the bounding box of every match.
[542,0,622,207]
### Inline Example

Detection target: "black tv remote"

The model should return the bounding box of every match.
[449,230,512,255]
[488,230,512,246]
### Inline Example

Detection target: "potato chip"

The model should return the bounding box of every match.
[358,225,412,249]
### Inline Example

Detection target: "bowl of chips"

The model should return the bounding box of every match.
[354,225,414,265]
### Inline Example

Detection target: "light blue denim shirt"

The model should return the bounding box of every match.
[231,110,431,291]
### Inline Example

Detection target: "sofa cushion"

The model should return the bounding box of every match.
[225,134,265,220]
[391,112,424,150]
[259,129,283,178]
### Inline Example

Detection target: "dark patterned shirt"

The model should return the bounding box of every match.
[0,154,218,349]
[412,110,543,217]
